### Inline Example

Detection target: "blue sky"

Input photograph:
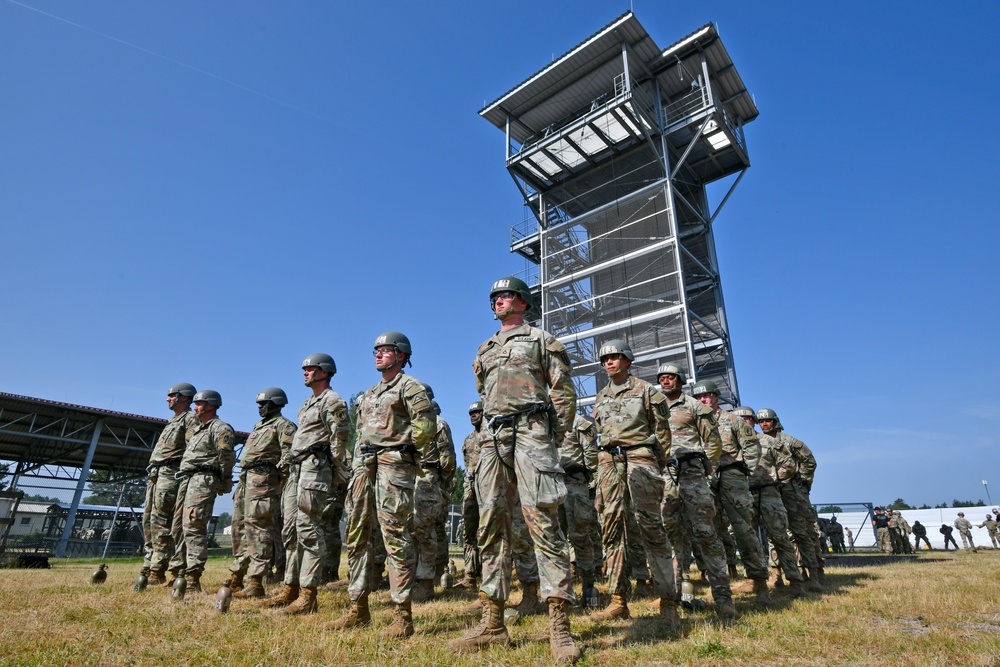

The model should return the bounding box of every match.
[2,1,998,513]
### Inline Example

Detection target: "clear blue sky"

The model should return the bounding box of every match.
[2,1,998,513]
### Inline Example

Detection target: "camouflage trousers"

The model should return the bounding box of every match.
[661,459,732,601]
[230,469,281,578]
[876,527,891,553]
[778,479,821,568]
[475,434,572,603]
[176,472,218,575]
[288,456,331,588]
[231,475,245,567]
[345,448,417,604]
[436,487,451,575]
[989,530,999,549]
[958,530,976,550]
[751,484,803,582]
[413,469,444,581]
[461,482,481,579]
[280,465,300,583]
[559,475,600,576]
[322,481,347,580]
[714,468,769,580]
[596,448,675,598]
[144,462,185,572]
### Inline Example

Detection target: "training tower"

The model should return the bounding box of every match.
[479,13,758,407]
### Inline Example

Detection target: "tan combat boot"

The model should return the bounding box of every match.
[549,598,582,664]
[234,575,265,599]
[449,592,511,654]
[164,570,182,588]
[659,597,683,633]
[280,586,318,615]
[148,568,166,586]
[751,577,773,606]
[787,577,806,598]
[462,593,487,614]
[591,594,630,621]
[805,569,823,593]
[455,570,477,589]
[229,572,245,594]
[412,579,435,604]
[259,583,299,609]
[324,595,372,630]
[185,572,202,594]
[515,581,545,616]
[715,595,736,621]
[383,601,414,639]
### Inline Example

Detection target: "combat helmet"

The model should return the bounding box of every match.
[732,406,756,419]
[193,389,222,407]
[373,331,412,355]
[691,379,719,396]
[422,383,435,400]
[468,401,483,414]
[489,277,533,311]
[431,400,441,416]
[598,339,634,361]
[168,382,197,397]
[755,408,779,422]
[656,363,687,383]
[255,387,288,406]
[301,353,337,375]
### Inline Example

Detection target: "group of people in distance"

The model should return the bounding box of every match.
[136,275,828,664]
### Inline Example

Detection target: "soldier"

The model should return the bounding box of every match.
[692,382,772,606]
[450,277,581,664]
[886,510,905,554]
[656,364,735,620]
[559,412,600,607]
[589,340,681,630]
[733,406,808,596]
[827,516,846,553]
[939,523,959,550]
[895,512,913,554]
[455,401,484,590]
[261,354,350,615]
[329,332,435,638]
[321,442,352,585]
[954,513,977,552]
[872,508,891,553]
[412,390,454,603]
[431,399,458,582]
[142,382,200,586]
[227,388,296,599]
[977,515,998,549]
[172,390,236,592]
[757,408,825,587]
[912,520,931,550]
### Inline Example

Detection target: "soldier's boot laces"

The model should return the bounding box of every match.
[449,592,511,654]
[805,569,824,593]
[715,596,736,622]
[148,569,166,586]
[752,577,773,606]
[549,598,583,664]
[412,579,435,604]
[787,577,806,598]
[234,575,265,599]
[515,581,545,616]
[659,597,683,634]
[325,595,372,630]
[591,594,630,621]
[383,601,414,639]
[259,583,299,609]
[184,572,202,594]
[280,586,318,615]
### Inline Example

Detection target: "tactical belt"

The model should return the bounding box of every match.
[147,457,182,474]
[716,460,750,476]
[174,465,221,480]
[665,451,707,484]
[484,403,551,471]
[749,481,776,491]
[243,460,278,473]
[421,461,442,471]
[562,463,591,483]
[358,443,419,467]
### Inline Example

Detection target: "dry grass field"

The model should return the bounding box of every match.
[1,550,999,666]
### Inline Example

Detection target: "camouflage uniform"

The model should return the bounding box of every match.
[954,516,977,551]
[775,434,822,568]
[593,375,675,600]
[175,416,236,576]
[559,414,600,581]
[473,322,576,604]
[980,518,999,549]
[750,433,804,583]
[435,415,457,577]
[712,409,769,581]
[284,388,350,589]
[413,415,454,584]
[322,445,353,581]
[230,414,296,579]
[777,431,824,566]
[144,410,199,574]
[346,373,435,604]
[661,392,732,604]
[460,425,482,581]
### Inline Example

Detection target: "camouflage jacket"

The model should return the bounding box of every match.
[290,387,350,468]
[356,372,435,461]
[774,431,817,485]
[473,323,576,471]
[750,432,796,488]
[954,517,973,534]
[240,414,296,469]
[715,408,760,472]
[180,416,236,480]
[432,415,458,489]
[594,375,670,467]
[462,427,481,477]
[663,392,721,463]
[150,410,200,464]
[897,516,911,535]
[560,414,598,483]
[979,519,998,533]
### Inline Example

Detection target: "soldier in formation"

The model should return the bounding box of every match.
[456,401,483,590]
